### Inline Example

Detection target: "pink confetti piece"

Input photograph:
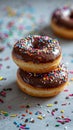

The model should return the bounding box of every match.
[51,111,55,116]
[64,118,71,121]
[0,91,6,97]
[57,120,64,124]
[69,71,73,74]
[4,57,10,61]
[20,125,25,129]
[69,94,73,96]
[64,89,68,92]
[57,118,71,124]
[61,103,67,106]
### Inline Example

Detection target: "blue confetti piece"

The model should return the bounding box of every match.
[35,111,39,115]
[13,121,17,125]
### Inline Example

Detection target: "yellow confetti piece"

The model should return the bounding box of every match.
[1,111,8,114]
[47,104,54,107]
[10,114,17,117]
[37,115,43,120]
[0,77,3,80]
[61,110,64,113]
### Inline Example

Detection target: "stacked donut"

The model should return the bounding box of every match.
[12,35,68,97]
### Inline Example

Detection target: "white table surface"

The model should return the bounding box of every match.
[0,0,73,130]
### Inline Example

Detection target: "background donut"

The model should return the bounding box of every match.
[51,6,73,39]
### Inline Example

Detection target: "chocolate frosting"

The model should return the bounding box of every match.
[52,6,73,29]
[12,35,61,63]
[19,64,68,88]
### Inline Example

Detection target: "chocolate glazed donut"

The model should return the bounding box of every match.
[52,6,73,29]
[12,35,62,73]
[17,63,68,97]
[51,6,73,39]
[19,64,68,88]
[13,35,61,63]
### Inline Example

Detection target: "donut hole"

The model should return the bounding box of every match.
[32,41,40,49]
[32,38,45,49]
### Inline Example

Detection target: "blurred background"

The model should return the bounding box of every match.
[0,0,73,44]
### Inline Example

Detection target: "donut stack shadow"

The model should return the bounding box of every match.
[12,35,68,97]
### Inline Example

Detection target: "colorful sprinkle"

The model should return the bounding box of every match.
[47,104,54,107]
[37,115,43,120]
[55,124,60,127]
[61,110,64,113]
[0,77,3,80]
[10,114,18,117]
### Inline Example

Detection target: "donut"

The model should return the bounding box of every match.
[12,35,62,73]
[17,64,68,97]
[51,6,73,39]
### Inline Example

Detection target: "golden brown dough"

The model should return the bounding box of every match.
[51,21,73,39]
[12,53,62,73]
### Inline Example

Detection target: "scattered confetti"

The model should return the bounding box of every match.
[0,88,12,103]
[57,117,71,124]
[0,1,73,130]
